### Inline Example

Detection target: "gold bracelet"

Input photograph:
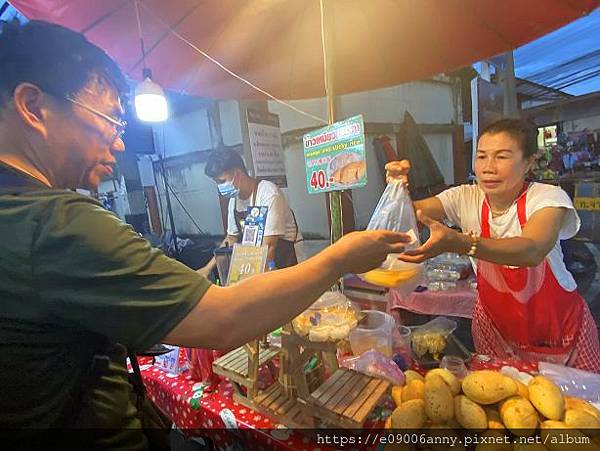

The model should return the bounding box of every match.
[465,231,480,257]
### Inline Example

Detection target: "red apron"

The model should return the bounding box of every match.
[475,187,587,366]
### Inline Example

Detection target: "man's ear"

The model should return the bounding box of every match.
[13,83,51,139]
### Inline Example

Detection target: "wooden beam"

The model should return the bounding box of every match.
[282,122,458,142]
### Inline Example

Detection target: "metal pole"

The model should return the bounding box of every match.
[320,0,343,245]
[503,51,519,117]
[159,153,179,256]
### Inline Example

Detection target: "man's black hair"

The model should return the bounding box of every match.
[204,149,248,178]
[479,118,539,159]
[0,20,128,110]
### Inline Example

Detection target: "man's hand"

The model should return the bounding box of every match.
[398,210,468,264]
[166,229,412,349]
[327,230,413,274]
[385,160,411,184]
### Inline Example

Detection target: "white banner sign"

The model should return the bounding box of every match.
[247,109,287,187]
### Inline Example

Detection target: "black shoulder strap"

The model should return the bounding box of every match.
[62,335,112,426]
[128,351,147,397]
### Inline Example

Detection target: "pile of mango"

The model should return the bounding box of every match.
[385,368,600,450]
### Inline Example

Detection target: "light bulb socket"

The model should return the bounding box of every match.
[142,67,152,79]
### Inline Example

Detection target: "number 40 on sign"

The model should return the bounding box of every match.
[310,169,330,191]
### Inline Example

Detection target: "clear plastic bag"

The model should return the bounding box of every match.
[538,361,600,403]
[359,182,423,294]
[340,349,406,386]
[411,317,457,360]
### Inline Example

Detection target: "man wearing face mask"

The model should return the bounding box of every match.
[200,148,304,275]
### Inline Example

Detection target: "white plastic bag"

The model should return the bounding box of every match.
[538,361,600,403]
[359,182,423,293]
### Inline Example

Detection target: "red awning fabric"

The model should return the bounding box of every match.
[10,0,600,100]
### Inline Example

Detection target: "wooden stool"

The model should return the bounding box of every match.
[212,339,279,409]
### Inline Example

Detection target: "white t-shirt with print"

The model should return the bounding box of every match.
[227,180,304,260]
[436,182,580,291]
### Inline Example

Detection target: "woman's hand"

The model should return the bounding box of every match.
[385,160,411,184]
[398,210,469,264]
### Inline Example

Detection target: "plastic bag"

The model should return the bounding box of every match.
[500,365,534,386]
[187,348,222,388]
[359,182,423,294]
[538,361,600,403]
[411,317,457,360]
[340,349,406,386]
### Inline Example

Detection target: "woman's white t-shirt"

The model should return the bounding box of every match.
[227,180,305,260]
[436,182,580,291]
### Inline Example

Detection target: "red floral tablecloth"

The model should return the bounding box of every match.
[468,354,539,374]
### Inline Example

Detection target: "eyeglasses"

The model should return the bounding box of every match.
[64,95,127,142]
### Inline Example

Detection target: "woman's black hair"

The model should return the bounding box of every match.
[479,118,539,159]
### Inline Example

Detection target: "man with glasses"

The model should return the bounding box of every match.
[0,20,410,449]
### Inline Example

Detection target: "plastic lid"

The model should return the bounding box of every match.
[308,291,349,311]
[354,310,395,332]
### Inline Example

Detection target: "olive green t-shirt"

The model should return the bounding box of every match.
[0,168,210,448]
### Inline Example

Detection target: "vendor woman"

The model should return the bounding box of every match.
[387,118,600,372]
[200,148,304,274]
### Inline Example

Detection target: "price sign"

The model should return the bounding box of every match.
[309,169,329,191]
[227,244,268,285]
[574,197,600,211]
[303,115,367,195]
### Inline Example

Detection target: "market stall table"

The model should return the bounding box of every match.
[137,350,539,449]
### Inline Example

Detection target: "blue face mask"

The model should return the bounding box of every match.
[217,178,239,198]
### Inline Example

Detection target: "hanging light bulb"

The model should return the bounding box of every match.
[135,68,168,122]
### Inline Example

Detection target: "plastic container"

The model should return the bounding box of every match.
[213,247,233,285]
[292,291,359,342]
[349,310,395,357]
[440,355,468,379]
[395,325,413,365]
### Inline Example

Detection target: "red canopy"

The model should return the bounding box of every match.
[11,0,600,99]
